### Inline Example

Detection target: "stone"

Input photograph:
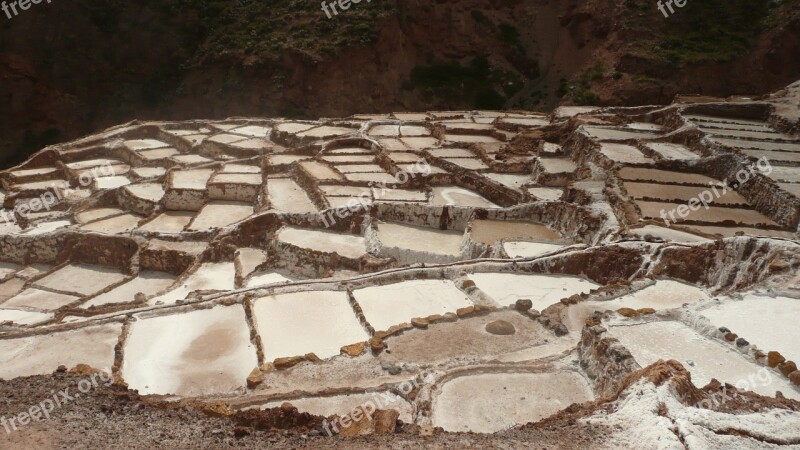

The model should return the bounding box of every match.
[790,371,800,387]
[341,342,366,357]
[637,308,656,315]
[381,362,402,375]
[525,309,541,320]
[369,337,385,353]
[69,364,98,376]
[724,333,737,342]
[617,308,639,318]
[304,352,321,363]
[485,320,516,335]
[514,299,533,311]
[246,367,264,389]
[441,312,458,322]
[373,409,399,434]
[768,351,786,368]
[554,324,569,337]
[718,327,731,334]
[273,356,303,370]
[735,337,749,348]
[461,280,476,289]
[411,317,429,328]
[456,306,475,318]
[778,361,797,377]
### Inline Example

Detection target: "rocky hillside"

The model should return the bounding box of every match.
[1,0,799,166]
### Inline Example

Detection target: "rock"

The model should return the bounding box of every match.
[718,327,731,334]
[134,292,147,303]
[441,312,458,322]
[514,299,533,311]
[789,371,800,386]
[526,309,541,320]
[637,308,656,315]
[768,351,786,368]
[369,337,385,353]
[411,317,429,328]
[768,259,790,272]
[373,409,399,434]
[554,324,569,337]
[341,342,366,357]
[735,337,749,348]
[233,426,251,438]
[246,367,264,389]
[304,353,321,363]
[56,365,68,373]
[485,320,516,335]
[617,308,639,318]
[778,361,797,377]
[724,333,737,342]
[273,356,303,370]
[69,364,97,376]
[456,306,475,318]
[461,280,476,289]
[380,362,401,375]
[418,424,434,437]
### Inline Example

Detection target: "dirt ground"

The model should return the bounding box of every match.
[0,371,613,449]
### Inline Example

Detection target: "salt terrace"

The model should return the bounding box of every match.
[0,81,799,446]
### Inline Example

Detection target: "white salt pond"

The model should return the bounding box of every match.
[503,241,566,258]
[245,271,291,288]
[468,273,599,310]
[432,372,593,433]
[3,288,80,310]
[253,290,369,361]
[352,280,473,331]
[82,271,176,308]
[267,177,318,213]
[563,280,711,330]
[0,323,122,379]
[609,321,800,400]
[699,294,800,364]
[34,264,127,296]
[277,226,366,259]
[430,186,499,208]
[139,211,194,233]
[376,222,463,263]
[148,262,236,305]
[122,305,257,396]
[0,308,53,326]
[188,201,254,231]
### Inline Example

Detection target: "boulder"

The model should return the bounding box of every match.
[768,351,786,368]
[369,337,385,353]
[778,361,797,377]
[341,342,366,357]
[246,367,264,389]
[790,371,800,387]
[274,356,303,370]
[456,306,475,318]
[514,299,533,311]
[554,324,570,336]
[485,320,516,335]
[411,317,429,329]
[617,308,639,318]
